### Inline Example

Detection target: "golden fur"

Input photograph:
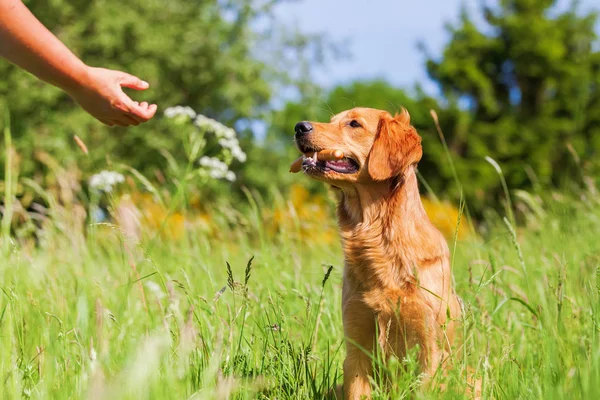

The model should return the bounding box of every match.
[294,108,462,399]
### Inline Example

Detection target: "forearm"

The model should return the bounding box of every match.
[0,0,88,92]
[0,0,156,126]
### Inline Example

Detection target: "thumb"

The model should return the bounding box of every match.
[119,72,150,90]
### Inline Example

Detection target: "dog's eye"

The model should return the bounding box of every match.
[349,120,362,128]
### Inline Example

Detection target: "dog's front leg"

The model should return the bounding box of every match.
[343,348,372,400]
[342,297,376,400]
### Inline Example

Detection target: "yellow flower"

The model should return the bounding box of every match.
[269,185,338,245]
[119,192,186,240]
[421,197,469,240]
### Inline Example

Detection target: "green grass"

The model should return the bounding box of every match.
[1,187,600,400]
[2,117,600,399]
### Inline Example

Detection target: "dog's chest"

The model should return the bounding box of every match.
[341,223,416,289]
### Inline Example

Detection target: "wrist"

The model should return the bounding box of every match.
[59,62,92,95]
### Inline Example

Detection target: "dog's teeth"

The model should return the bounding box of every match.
[313,152,318,162]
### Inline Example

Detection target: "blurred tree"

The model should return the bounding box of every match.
[425,0,600,210]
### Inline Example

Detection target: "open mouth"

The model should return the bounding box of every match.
[300,151,359,174]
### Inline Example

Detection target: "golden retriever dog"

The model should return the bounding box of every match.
[291,108,462,399]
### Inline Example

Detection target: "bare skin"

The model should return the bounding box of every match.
[0,0,157,127]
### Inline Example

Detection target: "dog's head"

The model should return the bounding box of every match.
[294,107,422,187]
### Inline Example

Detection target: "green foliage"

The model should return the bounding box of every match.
[426,0,600,209]
[0,0,328,194]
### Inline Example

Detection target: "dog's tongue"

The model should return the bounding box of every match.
[289,150,344,173]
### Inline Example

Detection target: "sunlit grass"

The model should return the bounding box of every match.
[2,109,600,399]
[2,180,600,399]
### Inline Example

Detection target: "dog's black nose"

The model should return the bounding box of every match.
[294,121,313,136]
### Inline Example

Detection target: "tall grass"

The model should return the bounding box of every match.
[1,177,600,398]
[2,113,600,399]
[2,108,14,249]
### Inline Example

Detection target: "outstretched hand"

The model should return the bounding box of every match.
[67,67,158,127]
[0,0,158,127]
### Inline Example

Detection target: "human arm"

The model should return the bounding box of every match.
[0,0,157,126]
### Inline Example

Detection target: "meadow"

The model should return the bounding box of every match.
[1,0,599,398]
[2,122,600,400]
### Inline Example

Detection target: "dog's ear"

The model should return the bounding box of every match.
[367,109,422,181]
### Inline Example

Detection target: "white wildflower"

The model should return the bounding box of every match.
[231,146,247,163]
[222,127,236,140]
[198,156,212,167]
[164,108,247,173]
[164,105,197,119]
[199,156,228,171]
[218,138,237,149]
[199,156,237,181]
[194,115,238,140]
[209,169,225,179]
[89,170,125,193]
[225,171,236,182]
[218,136,247,163]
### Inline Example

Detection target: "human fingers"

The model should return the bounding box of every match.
[122,115,141,126]
[128,100,157,121]
[124,101,146,124]
[147,104,158,117]
[119,93,154,121]
[118,72,150,91]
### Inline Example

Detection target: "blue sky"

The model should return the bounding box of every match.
[274,0,599,96]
